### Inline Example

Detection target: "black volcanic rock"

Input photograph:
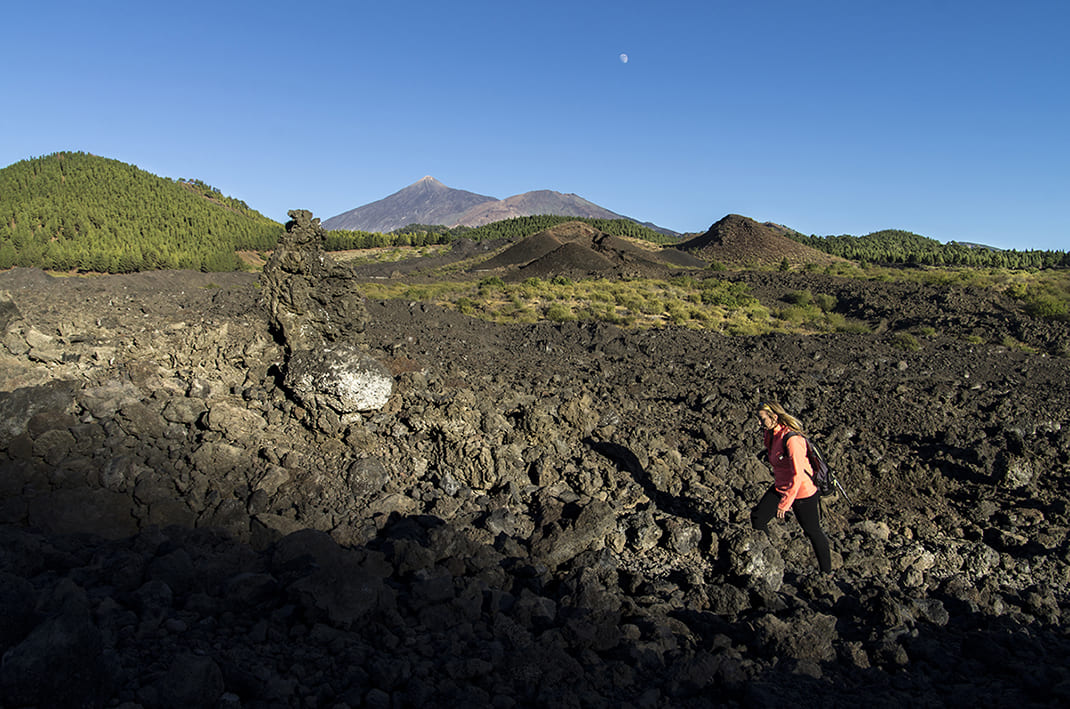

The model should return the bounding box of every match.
[261,209,368,352]
[260,209,393,429]
[1,263,1070,707]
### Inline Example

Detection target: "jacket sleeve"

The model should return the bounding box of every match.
[778,434,811,511]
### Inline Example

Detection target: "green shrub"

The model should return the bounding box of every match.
[1001,335,1039,353]
[583,302,622,324]
[837,320,871,334]
[776,306,809,325]
[665,301,690,325]
[813,293,837,311]
[638,296,664,315]
[784,290,813,306]
[700,280,756,307]
[913,325,937,338]
[670,276,697,288]
[890,331,920,351]
[545,303,574,322]
[1023,292,1069,320]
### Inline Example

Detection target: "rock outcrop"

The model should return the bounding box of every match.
[260,209,368,352]
[260,209,393,429]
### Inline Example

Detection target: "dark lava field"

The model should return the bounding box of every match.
[1,231,1069,708]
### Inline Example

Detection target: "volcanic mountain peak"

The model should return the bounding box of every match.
[321,177,496,233]
[321,177,664,234]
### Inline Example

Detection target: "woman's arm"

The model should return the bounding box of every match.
[777,434,811,513]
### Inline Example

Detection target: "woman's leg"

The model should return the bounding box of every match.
[750,486,780,531]
[793,494,832,572]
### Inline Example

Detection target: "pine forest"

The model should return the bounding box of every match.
[0,152,283,272]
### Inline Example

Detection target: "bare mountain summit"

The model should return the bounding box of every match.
[322,177,496,233]
[322,177,672,234]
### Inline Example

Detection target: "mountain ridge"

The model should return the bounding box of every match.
[322,177,676,236]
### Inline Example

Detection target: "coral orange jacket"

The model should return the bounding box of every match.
[764,424,819,511]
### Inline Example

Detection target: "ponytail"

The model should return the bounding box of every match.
[758,401,805,433]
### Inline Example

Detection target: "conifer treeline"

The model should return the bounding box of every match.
[0,152,282,272]
[458,215,678,245]
[793,230,1069,270]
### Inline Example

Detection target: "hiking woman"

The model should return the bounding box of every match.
[751,402,832,572]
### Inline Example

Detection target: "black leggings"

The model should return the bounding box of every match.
[751,486,832,572]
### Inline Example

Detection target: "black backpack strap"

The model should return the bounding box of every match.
[782,431,804,460]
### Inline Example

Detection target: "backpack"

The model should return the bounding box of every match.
[783,431,847,501]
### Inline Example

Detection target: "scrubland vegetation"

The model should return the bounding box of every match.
[356,274,869,336]
[819,260,1070,324]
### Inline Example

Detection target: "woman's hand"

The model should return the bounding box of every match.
[776,507,787,520]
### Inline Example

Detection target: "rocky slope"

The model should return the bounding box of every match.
[1,225,1069,707]
[453,190,625,228]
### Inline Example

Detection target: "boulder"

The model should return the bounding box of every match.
[532,500,616,568]
[286,343,394,415]
[0,381,78,443]
[726,530,785,593]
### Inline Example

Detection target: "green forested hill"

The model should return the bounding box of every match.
[0,152,283,272]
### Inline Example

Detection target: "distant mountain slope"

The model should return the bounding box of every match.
[0,151,282,272]
[678,214,842,268]
[321,177,496,232]
[323,177,677,236]
[456,190,625,227]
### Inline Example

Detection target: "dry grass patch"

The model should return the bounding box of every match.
[357,275,867,334]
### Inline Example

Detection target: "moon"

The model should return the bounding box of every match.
[619,53,629,64]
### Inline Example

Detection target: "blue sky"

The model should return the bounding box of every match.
[4,1,1068,250]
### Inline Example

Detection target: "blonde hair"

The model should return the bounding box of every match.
[758,401,805,433]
